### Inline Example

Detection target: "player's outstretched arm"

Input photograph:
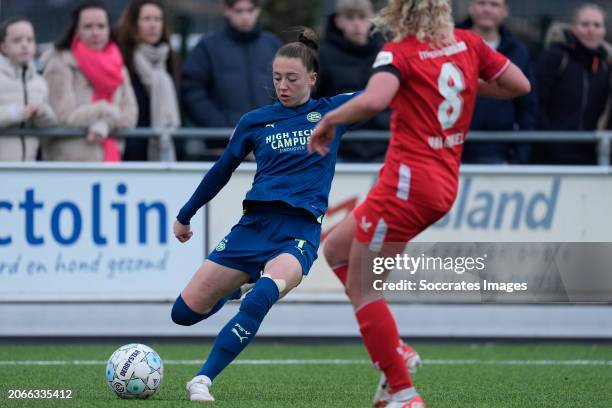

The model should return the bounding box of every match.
[309,72,400,156]
[174,149,243,242]
[478,62,531,99]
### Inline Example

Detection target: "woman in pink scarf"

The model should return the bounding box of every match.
[42,1,137,162]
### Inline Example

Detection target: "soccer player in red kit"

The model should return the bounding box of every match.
[309,0,531,407]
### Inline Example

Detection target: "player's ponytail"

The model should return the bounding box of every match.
[276,27,320,74]
[298,29,319,54]
[373,0,454,46]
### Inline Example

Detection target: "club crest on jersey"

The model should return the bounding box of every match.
[307,112,321,122]
[373,51,393,68]
[216,238,228,252]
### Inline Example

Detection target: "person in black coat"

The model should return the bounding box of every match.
[316,0,388,162]
[534,4,610,165]
[459,0,537,165]
[181,2,281,128]
[180,0,281,158]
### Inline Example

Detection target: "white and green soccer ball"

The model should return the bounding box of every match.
[106,343,164,399]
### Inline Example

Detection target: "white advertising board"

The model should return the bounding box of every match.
[0,164,206,301]
[2,164,610,301]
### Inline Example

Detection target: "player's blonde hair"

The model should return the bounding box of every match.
[373,0,455,46]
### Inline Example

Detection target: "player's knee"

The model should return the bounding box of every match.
[323,240,336,264]
[239,277,280,321]
[171,295,206,326]
[324,238,347,267]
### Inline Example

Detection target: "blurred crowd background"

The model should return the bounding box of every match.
[0,0,611,164]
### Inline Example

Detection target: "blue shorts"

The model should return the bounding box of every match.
[207,201,321,282]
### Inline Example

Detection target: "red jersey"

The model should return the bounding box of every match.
[372,29,509,212]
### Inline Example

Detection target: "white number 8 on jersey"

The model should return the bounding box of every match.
[437,62,465,130]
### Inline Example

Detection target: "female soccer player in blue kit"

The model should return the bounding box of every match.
[170,29,357,402]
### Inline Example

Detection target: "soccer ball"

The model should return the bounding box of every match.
[106,343,164,399]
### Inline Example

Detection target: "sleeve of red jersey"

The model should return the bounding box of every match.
[474,35,511,82]
[372,42,409,80]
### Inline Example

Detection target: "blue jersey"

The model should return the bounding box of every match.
[228,93,357,219]
[176,93,359,226]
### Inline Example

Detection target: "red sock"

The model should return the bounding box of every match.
[332,264,348,286]
[356,299,412,393]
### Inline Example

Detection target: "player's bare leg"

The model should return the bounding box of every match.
[178,260,250,315]
[344,238,398,310]
[263,253,304,298]
[324,213,356,285]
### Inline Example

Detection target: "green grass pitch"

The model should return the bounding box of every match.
[1,342,612,407]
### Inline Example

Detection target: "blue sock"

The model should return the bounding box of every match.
[171,288,241,326]
[197,277,280,380]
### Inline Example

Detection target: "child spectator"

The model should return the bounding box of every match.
[0,17,56,161]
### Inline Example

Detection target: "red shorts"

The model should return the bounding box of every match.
[353,174,447,252]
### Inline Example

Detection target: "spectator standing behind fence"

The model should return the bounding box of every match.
[459,0,537,164]
[180,0,281,158]
[0,18,56,161]
[534,3,610,165]
[116,0,180,161]
[41,1,137,162]
[316,0,388,162]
